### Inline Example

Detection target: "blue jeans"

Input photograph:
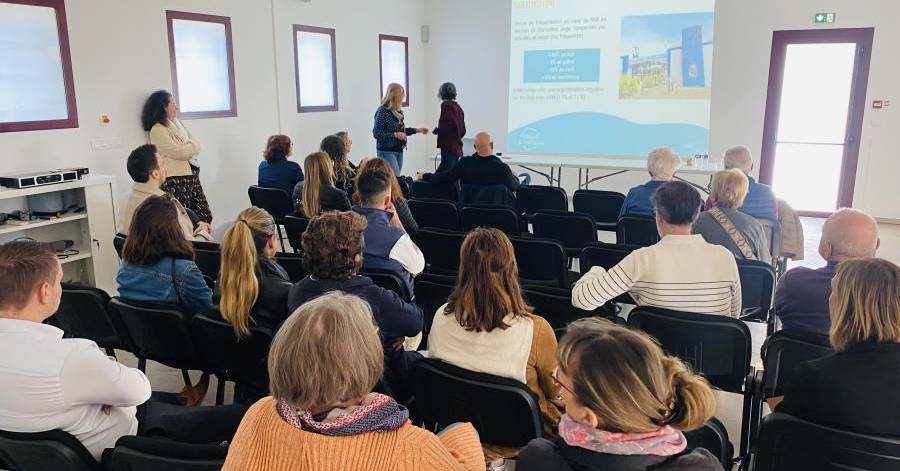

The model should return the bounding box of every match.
[377,150,404,175]
[437,149,461,173]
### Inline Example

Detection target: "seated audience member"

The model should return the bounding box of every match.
[292,151,352,216]
[518,318,723,471]
[574,181,741,317]
[257,134,303,197]
[223,292,483,471]
[418,132,520,195]
[118,144,212,241]
[619,148,680,219]
[693,169,772,264]
[353,170,425,290]
[216,207,292,334]
[777,258,900,436]
[0,241,152,460]
[321,134,356,196]
[774,208,880,337]
[428,228,564,447]
[288,211,423,399]
[354,158,419,236]
[117,196,214,315]
[335,130,355,164]
[721,145,777,220]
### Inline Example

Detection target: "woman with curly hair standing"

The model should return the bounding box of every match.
[141,90,213,223]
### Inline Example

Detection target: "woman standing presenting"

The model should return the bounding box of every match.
[372,83,427,175]
[433,82,466,173]
[141,90,213,223]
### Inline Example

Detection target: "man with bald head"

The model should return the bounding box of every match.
[774,208,881,337]
[418,131,520,194]
[723,145,777,220]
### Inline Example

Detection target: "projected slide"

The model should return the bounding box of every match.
[508,0,715,157]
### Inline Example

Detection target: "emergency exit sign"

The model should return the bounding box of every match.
[815,12,836,24]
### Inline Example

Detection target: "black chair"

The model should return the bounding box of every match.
[413,278,456,349]
[516,185,567,221]
[407,199,460,231]
[459,206,521,235]
[510,236,573,289]
[193,249,221,282]
[737,259,776,325]
[113,233,126,258]
[411,180,458,201]
[0,429,98,471]
[532,210,598,257]
[51,284,126,357]
[573,189,626,232]
[415,229,465,276]
[412,358,542,448]
[274,253,307,282]
[103,436,227,471]
[684,417,734,470]
[283,215,310,254]
[248,186,293,251]
[523,286,614,330]
[397,177,412,200]
[626,306,753,457]
[752,412,900,471]
[360,267,412,301]
[579,242,639,305]
[616,216,660,247]
[190,314,273,405]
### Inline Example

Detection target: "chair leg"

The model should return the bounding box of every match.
[276,225,286,252]
[104,347,116,358]
[216,377,226,405]
[181,369,192,387]
[739,388,753,459]
[137,357,146,372]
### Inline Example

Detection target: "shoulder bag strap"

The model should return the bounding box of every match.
[170,258,184,305]
[708,207,757,261]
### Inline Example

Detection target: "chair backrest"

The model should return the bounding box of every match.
[616,216,660,247]
[397,177,412,200]
[52,284,125,352]
[684,417,734,470]
[579,242,639,274]
[459,206,520,235]
[760,331,832,399]
[190,314,272,391]
[412,358,543,447]
[412,180,458,201]
[627,306,751,392]
[113,233,126,258]
[0,429,98,471]
[107,298,203,371]
[105,436,227,471]
[247,186,293,220]
[407,198,460,231]
[274,253,307,282]
[757,218,783,262]
[523,286,610,330]
[415,229,465,275]
[532,210,598,251]
[459,184,515,208]
[754,413,900,471]
[283,215,310,254]
[413,278,456,342]
[193,249,221,281]
[737,259,776,317]
[360,267,412,301]
[509,236,569,289]
[516,185,568,218]
[573,189,626,224]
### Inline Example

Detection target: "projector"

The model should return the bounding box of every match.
[0,169,81,189]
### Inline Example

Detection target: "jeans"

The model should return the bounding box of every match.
[437,149,461,173]
[377,150,404,175]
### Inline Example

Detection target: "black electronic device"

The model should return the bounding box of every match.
[0,170,79,189]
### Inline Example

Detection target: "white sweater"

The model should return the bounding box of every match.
[573,234,742,317]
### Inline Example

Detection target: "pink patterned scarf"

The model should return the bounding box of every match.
[276,393,409,436]
[558,414,687,456]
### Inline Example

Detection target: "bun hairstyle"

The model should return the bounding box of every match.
[558,318,716,433]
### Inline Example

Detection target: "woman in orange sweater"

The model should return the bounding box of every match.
[223,292,484,471]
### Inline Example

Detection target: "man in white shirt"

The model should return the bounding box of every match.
[0,241,152,460]
[117,144,212,241]
[573,181,742,317]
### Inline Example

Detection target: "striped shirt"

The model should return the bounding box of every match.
[572,234,742,317]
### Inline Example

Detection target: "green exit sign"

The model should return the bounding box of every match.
[815,12,836,24]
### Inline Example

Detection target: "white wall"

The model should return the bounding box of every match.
[424,0,900,219]
[0,0,430,228]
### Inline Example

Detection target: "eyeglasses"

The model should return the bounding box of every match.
[551,367,577,401]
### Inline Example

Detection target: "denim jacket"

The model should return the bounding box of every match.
[116,257,214,314]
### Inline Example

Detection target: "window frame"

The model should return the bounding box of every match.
[293,24,339,113]
[0,0,78,133]
[378,34,409,107]
[165,10,238,120]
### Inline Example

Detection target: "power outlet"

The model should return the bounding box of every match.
[91,137,126,151]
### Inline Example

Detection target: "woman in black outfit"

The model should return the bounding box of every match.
[291,151,352,217]
[320,134,356,196]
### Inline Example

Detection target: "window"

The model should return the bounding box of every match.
[0,0,77,133]
[166,11,237,119]
[293,25,338,112]
[379,34,409,106]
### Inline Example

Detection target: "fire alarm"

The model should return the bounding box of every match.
[873,100,884,109]
[100,115,111,124]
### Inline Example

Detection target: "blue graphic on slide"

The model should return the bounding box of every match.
[524,49,601,83]
[681,25,705,87]
[508,112,709,157]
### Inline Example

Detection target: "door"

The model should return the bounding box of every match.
[759,28,874,215]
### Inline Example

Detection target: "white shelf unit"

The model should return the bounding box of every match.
[0,175,118,294]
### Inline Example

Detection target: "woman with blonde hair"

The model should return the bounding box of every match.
[518,318,722,471]
[692,168,772,264]
[372,83,428,175]
[777,258,900,436]
[216,207,292,336]
[353,158,418,235]
[223,292,483,471]
[292,151,351,217]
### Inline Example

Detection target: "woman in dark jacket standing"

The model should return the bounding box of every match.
[433,82,466,173]
[373,83,427,175]
[517,318,723,471]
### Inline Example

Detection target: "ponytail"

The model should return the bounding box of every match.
[660,357,717,431]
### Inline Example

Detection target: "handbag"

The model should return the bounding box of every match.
[708,207,757,261]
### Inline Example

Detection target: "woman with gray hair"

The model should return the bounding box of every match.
[619,148,681,219]
[432,82,467,172]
